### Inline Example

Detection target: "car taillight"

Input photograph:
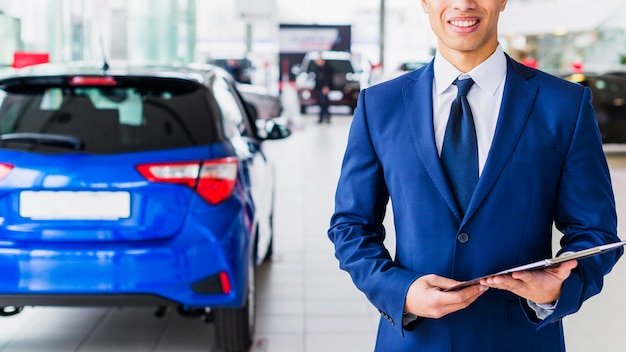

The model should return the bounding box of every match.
[0,163,13,180]
[136,157,238,205]
[69,76,118,86]
[219,271,232,294]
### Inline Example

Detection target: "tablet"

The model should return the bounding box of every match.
[444,240,626,292]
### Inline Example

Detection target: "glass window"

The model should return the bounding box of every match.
[0,77,222,154]
[212,77,248,138]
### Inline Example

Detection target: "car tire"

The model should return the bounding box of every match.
[213,256,256,352]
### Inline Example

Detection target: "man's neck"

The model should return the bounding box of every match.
[438,42,499,74]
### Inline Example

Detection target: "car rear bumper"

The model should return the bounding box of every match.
[0,294,175,307]
[0,216,251,309]
[297,88,359,109]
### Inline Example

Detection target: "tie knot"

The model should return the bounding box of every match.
[454,77,474,97]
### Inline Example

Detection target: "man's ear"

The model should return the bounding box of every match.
[500,0,508,11]
[421,0,429,13]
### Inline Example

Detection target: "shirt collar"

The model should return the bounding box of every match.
[434,45,507,96]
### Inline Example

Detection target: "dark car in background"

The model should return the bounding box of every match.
[208,58,253,84]
[237,82,282,120]
[292,50,363,114]
[563,72,626,144]
[0,62,291,352]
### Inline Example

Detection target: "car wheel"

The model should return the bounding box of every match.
[213,255,256,352]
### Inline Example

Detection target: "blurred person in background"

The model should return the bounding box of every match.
[328,0,622,351]
[225,59,243,82]
[314,56,333,124]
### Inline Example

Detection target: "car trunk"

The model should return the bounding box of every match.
[0,74,231,242]
[0,152,196,242]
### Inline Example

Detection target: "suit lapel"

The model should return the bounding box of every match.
[403,58,539,223]
[403,63,462,219]
[464,57,538,220]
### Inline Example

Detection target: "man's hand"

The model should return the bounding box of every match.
[480,260,578,304]
[404,274,488,319]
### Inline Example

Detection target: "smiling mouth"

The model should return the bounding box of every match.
[450,20,479,28]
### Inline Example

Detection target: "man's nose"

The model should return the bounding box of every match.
[452,0,477,11]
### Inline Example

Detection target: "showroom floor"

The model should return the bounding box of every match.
[0,115,624,352]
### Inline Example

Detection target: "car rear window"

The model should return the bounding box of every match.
[307,59,355,74]
[0,76,224,154]
[587,77,626,106]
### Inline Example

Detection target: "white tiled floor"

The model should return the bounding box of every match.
[0,115,624,351]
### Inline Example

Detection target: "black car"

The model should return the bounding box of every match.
[237,82,282,120]
[563,72,626,144]
[208,58,253,84]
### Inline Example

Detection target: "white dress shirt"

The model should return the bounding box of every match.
[432,45,507,176]
[430,45,556,320]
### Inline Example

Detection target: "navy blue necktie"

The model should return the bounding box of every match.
[441,77,478,215]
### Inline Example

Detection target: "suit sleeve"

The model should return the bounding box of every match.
[328,89,420,335]
[536,87,623,327]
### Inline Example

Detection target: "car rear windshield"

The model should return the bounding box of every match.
[307,59,355,74]
[0,76,224,154]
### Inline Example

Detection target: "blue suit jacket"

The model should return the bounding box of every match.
[328,56,622,352]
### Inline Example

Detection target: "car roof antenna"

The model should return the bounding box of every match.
[99,35,110,74]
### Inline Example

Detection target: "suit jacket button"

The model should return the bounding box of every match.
[457,232,470,243]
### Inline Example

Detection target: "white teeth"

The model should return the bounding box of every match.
[450,20,478,28]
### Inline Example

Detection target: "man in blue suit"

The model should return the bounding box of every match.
[327,0,623,351]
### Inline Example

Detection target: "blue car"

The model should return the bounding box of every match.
[0,62,290,352]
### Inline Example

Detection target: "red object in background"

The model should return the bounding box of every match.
[369,61,383,71]
[521,58,538,69]
[12,51,50,68]
[572,62,584,73]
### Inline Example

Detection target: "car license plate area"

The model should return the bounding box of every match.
[19,191,131,220]
[328,90,344,101]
